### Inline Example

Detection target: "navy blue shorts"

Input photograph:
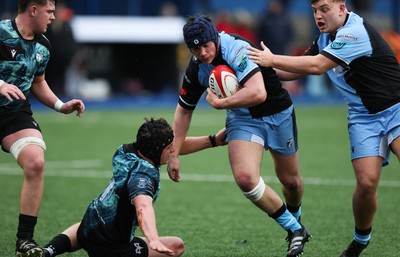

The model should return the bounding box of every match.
[0,104,41,152]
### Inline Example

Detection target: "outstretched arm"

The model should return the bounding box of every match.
[247,41,337,77]
[133,195,175,255]
[180,128,227,155]
[167,105,193,182]
[30,75,85,117]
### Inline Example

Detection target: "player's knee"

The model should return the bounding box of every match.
[171,237,185,256]
[356,176,379,193]
[243,177,265,202]
[280,176,303,190]
[234,172,255,191]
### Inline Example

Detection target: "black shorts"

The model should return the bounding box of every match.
[0,104,42,152]
[77,225,149,257]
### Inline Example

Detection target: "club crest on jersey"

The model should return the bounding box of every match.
[137,178,148,189]
[287,139,293,149]
[36,53,43,62]
[330,41,346,50]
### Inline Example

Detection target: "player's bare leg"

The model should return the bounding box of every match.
[3,129,45,256]
[228,140,310,257]
[340,156,382,257]
[271,151,303,214]
[390,136,400,161]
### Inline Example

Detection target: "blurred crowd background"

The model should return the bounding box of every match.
[1,0,399,101]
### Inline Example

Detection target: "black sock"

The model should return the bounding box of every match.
[16,214,37,240]
[44,234,72,257]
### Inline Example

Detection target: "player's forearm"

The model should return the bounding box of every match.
[272,55,323,75]
[137,204,159,242]
[275,68,305,81]
[180,135,215,155]
[171,105,192,156]
[31,78,60,110]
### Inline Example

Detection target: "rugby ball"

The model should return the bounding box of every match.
[209,65,239,98]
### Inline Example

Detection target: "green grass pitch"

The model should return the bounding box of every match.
[0,104,399,257]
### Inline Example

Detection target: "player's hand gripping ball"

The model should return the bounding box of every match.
[209,65,239,98]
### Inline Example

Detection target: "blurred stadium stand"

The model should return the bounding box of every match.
[1,0,398,101]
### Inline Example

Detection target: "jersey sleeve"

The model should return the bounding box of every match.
[178,58,207,110]
[321,25,372,66]
[223,36,260,85]
[35,34,51,76]
[127,170,158,200]
[304,36,321,56]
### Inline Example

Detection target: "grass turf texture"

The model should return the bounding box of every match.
[0,105,399,257]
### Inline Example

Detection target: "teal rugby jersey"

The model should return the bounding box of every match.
[79,143,161,245]
[0,19,50,110]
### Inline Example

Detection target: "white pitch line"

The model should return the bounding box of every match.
[1,160,400,187]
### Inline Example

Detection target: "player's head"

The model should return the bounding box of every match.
[136,118,174,166]
[183,15,219,64]
[311,0,347,33]
[183,15,219,50]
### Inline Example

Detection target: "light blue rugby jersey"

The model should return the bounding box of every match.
[0,19,50,110]
[179,32,293,117]
[196,32,259,86]
[80,144,161,244]
[307,12,400,114]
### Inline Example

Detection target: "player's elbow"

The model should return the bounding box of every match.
[253,88,267,103]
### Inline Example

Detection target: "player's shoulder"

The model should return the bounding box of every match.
[0,19,15,38]
[35,33,51,51]
[338,12,366,37]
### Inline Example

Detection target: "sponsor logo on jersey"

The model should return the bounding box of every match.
[11,49,17,58]
[180,88,187,96]
[338,34,358,41]
[330,41,346,50]
[184,74,191,84]
[237,55,247,73]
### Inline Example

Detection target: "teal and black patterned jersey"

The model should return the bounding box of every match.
[79,143,161,245]
[0,19,51,110]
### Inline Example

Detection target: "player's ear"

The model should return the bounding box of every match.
[339,3,346,15]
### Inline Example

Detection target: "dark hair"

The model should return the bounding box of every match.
[136,118,174,166]
[18,0,56,13]
[183,14,219,49]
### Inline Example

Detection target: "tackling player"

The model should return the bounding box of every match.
[25,118,226,257]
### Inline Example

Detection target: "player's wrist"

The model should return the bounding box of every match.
[209,134,217,147]
[0,79,5,88]
[54,99,64,112]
